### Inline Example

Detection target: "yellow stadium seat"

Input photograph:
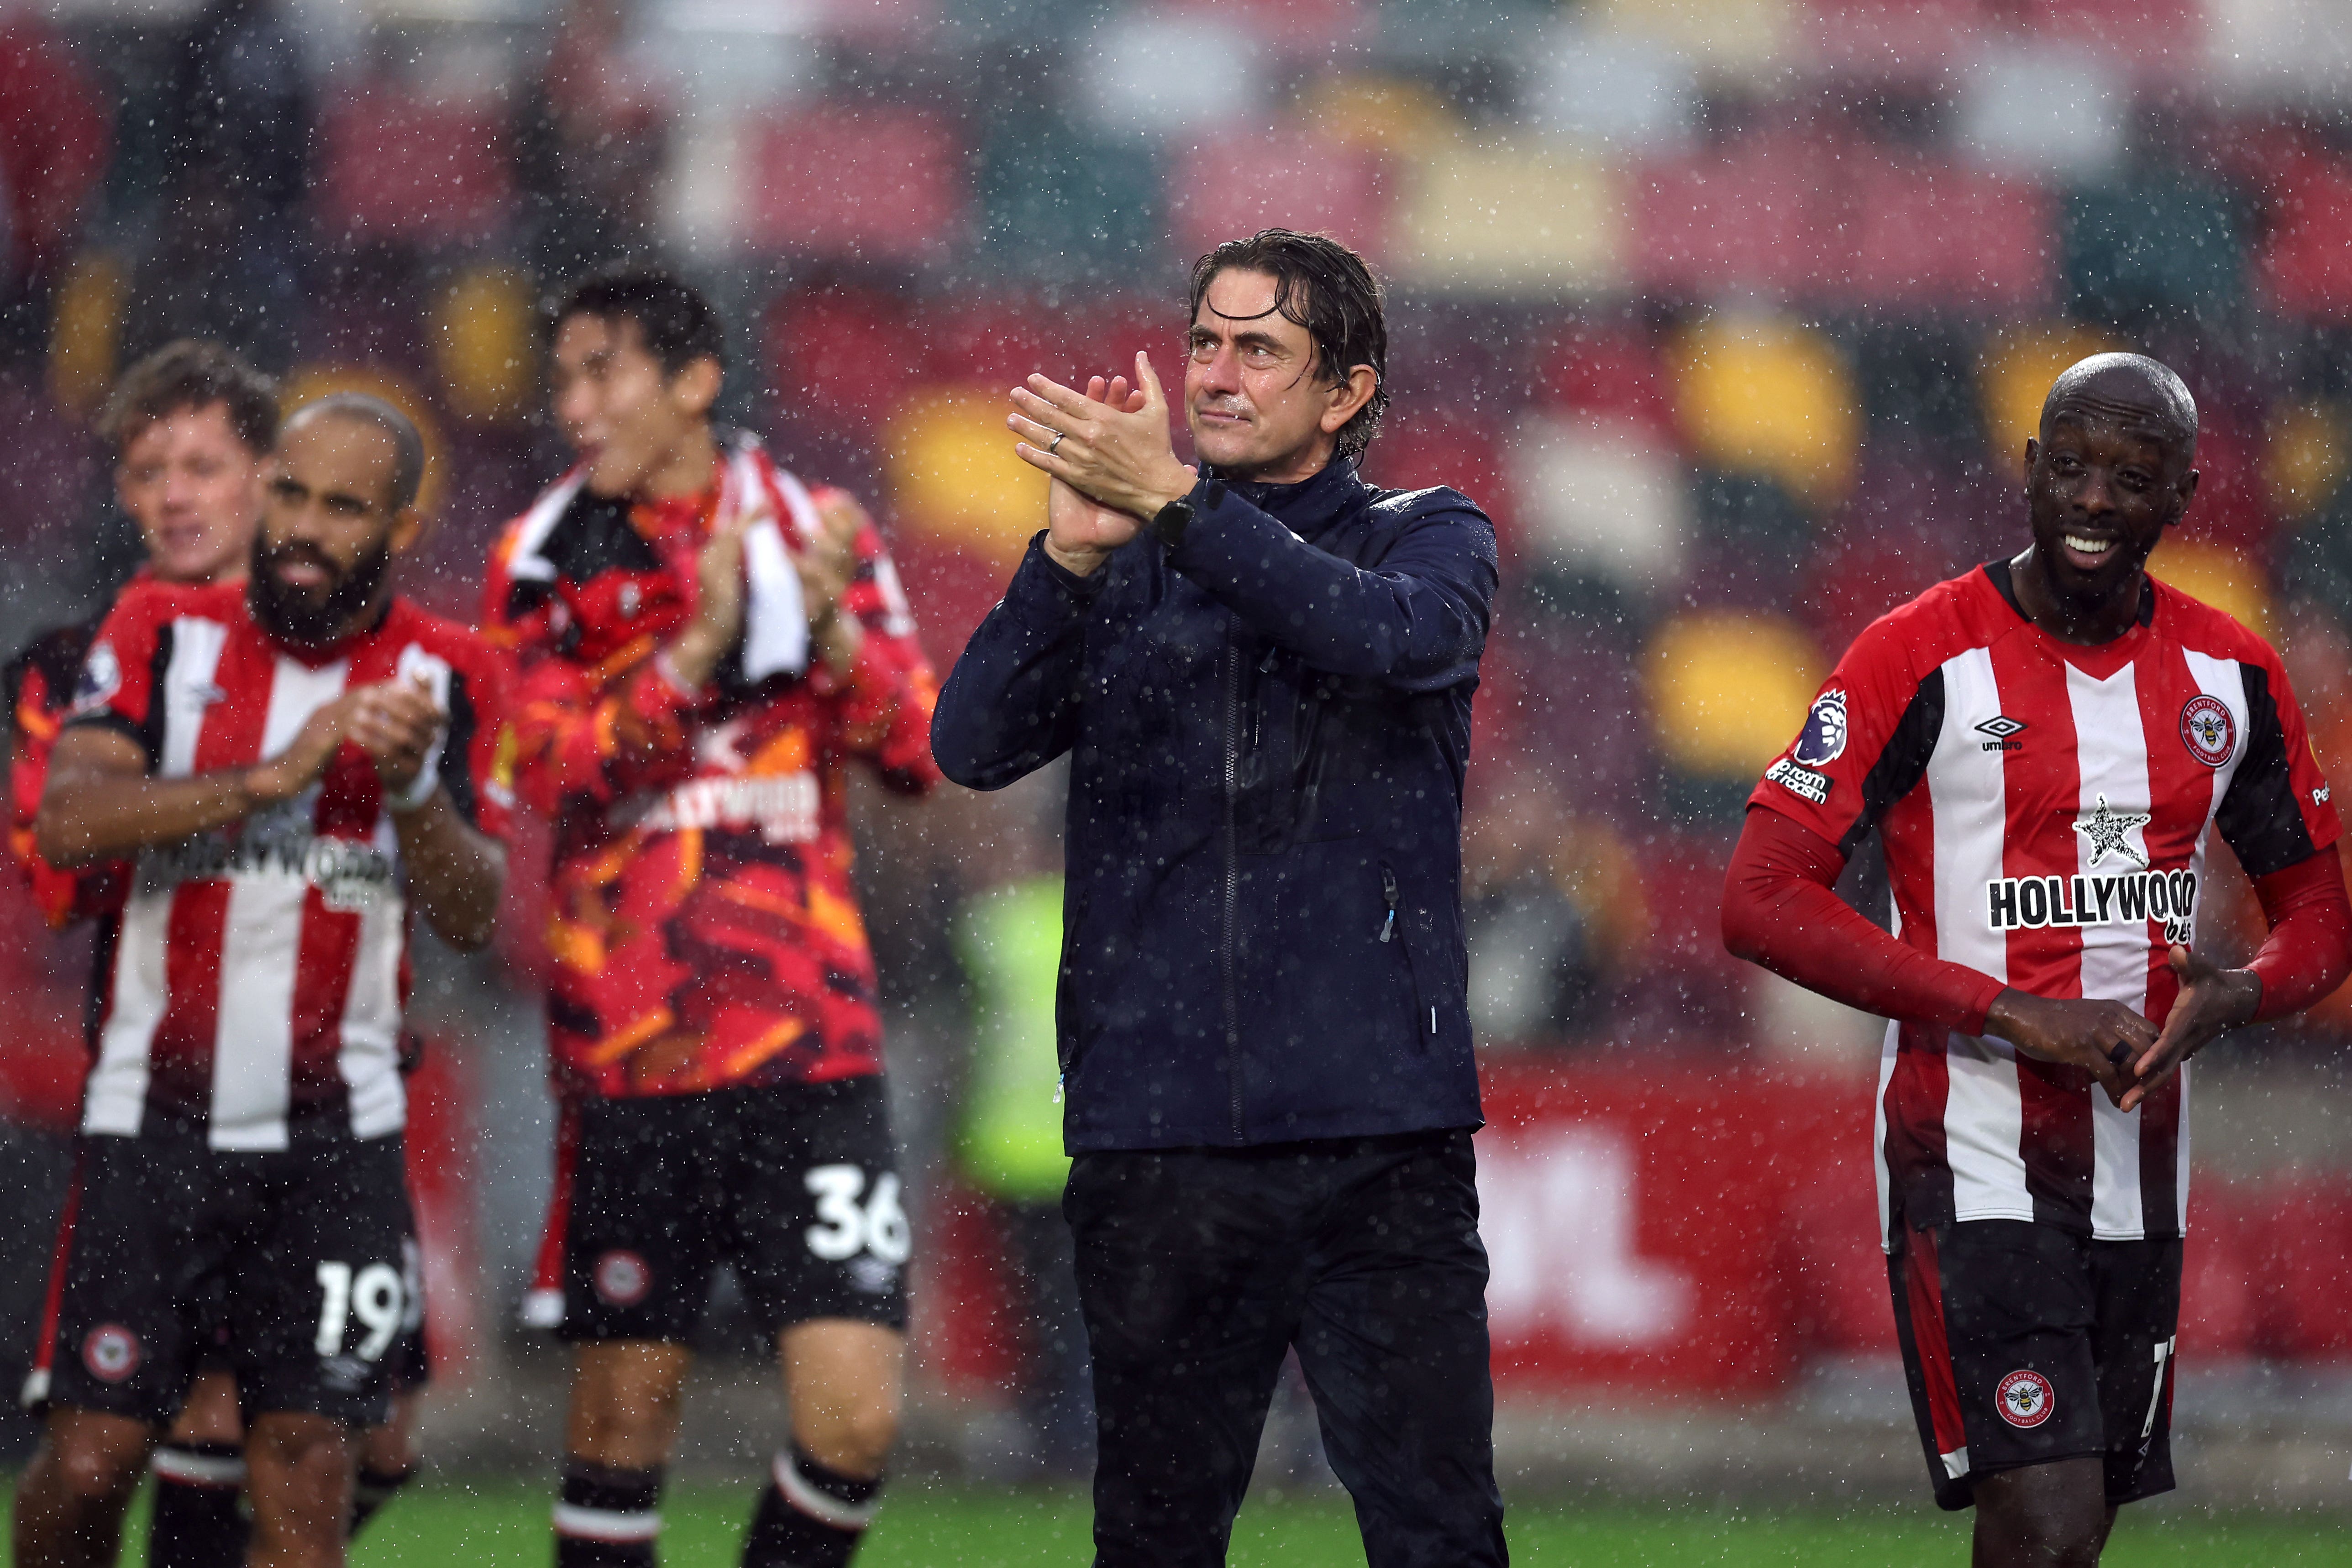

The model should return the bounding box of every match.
[1670,315,1858,507]
[1977,322,2120,466]
[433,266,537,426]
[1392,139,1624,293]
[48,251,128,418]
[1646,610,1824,777]
[1296,73,1462,157]
[277,365,446,518]
[1591,0,1796,74]
[2264,399,2347,519]
[2148,540,2270,636]
[883,387,1048,566]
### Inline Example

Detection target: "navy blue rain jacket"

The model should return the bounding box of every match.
[931,457,1497,1151]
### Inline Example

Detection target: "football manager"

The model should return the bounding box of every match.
[933,229,1507,1566]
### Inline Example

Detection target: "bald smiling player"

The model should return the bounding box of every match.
[1724,354,2352,1567]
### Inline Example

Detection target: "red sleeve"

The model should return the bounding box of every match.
[445,634,516,844]
[814,509,940,796]
[66,587,168,753]
[11,658,122,927]
[1722,806,2008,1034]
[2214,642,2342,878]
[2244,844,2352,1021]
[1746,610,1942,854]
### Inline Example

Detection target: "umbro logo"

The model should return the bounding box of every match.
[1975,715,2027,753]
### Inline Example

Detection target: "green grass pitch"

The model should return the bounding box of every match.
[51,1479,2343,1567]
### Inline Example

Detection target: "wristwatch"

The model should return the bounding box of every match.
[1151,496,1194,550]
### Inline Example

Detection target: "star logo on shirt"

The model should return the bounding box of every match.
[2073,795,2151,870]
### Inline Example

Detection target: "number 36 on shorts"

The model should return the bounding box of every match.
[803,1165,911,1265]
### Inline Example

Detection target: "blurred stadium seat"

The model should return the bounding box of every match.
[1393,139,1623,293]
[766,284,914,434]
[431,266,537,426]
[1841,153,2055,310]
[884,386,1048,566]
[1167,133,1390,265]
[1645,609,1824,781]
[315,91,511,246]
[1977,321,2122,459]
[1507,414,1688,612]
[1670,315,1859,507]
[743,106,965,262]
[2148,539,2273,633]
[2257,153,2352,318]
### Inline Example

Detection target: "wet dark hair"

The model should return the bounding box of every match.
[101,340,278,460]
[1186,229,1389,461]
[286,393,427,514]
[552,265,729,377]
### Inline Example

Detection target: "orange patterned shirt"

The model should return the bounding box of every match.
[484,442,939,1098]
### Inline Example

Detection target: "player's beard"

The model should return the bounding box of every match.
[247,531,393,647]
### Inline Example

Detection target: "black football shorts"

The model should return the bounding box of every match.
[1889,1219,2179,1511]
[37,1133,415,1427]
[546,1076,908,1343]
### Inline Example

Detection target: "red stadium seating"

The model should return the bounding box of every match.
[742,107,965,262]
[1838,154,2055,310]
[1528,322,1677,438]
[1632,133,1837,299]
[766,285,914,433]
[315,92,511,246]
[2016,0,2206,79]
[1800,0,1989,79]
[1166,134,1391,265]
[2258,155,2352,320]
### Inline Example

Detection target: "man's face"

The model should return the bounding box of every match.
[252,416,414,645]
[115,402,267,584]
[1183,269,1345,479]
[2024,408,2197,605]
[549,313,712,498]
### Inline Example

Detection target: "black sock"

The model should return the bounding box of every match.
[350,1464,413,1537]
[555,1459,665,1568]
[740,1447,881,1568]
[148,1443,250,1568]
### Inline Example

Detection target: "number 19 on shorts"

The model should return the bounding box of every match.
[316,1261,407,1361]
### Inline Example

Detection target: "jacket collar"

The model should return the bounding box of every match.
[1212,454,1367,540]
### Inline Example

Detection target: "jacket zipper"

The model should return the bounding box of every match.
[1222,627,1244,1142]
[1381,860,1436,1044]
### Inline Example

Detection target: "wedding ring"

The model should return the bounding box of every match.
[1048,431,1066,454]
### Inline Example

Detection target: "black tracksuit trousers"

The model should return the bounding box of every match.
[1065,1129,1509,1568]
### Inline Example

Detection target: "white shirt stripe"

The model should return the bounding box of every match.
[2068,660,2152,1240]
[1925,647,2031,1224]
[85,617,231,1137]
[208,656,349,1151]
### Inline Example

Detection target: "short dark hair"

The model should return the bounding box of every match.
[552,265,729,377]
[2041,352,2199,460]
[286,393,427,514]
[1186,230,1389,461]
[101,340,278,460]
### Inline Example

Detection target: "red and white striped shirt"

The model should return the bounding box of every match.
[1752,560,2340,1243]
[65,580,511,1149]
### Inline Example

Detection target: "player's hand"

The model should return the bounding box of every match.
[670,497,756,688]
[348,673,446,797]
[800,486,868,673]
[1011,356,1197,544]
[2120,946,2262,1112]
[243,692,365,806]
[1031,376,1150,577]
[1984,989,2153,1105]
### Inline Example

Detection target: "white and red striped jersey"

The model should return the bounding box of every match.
[64,580,512,1150]
[1752,560,2340,1244]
